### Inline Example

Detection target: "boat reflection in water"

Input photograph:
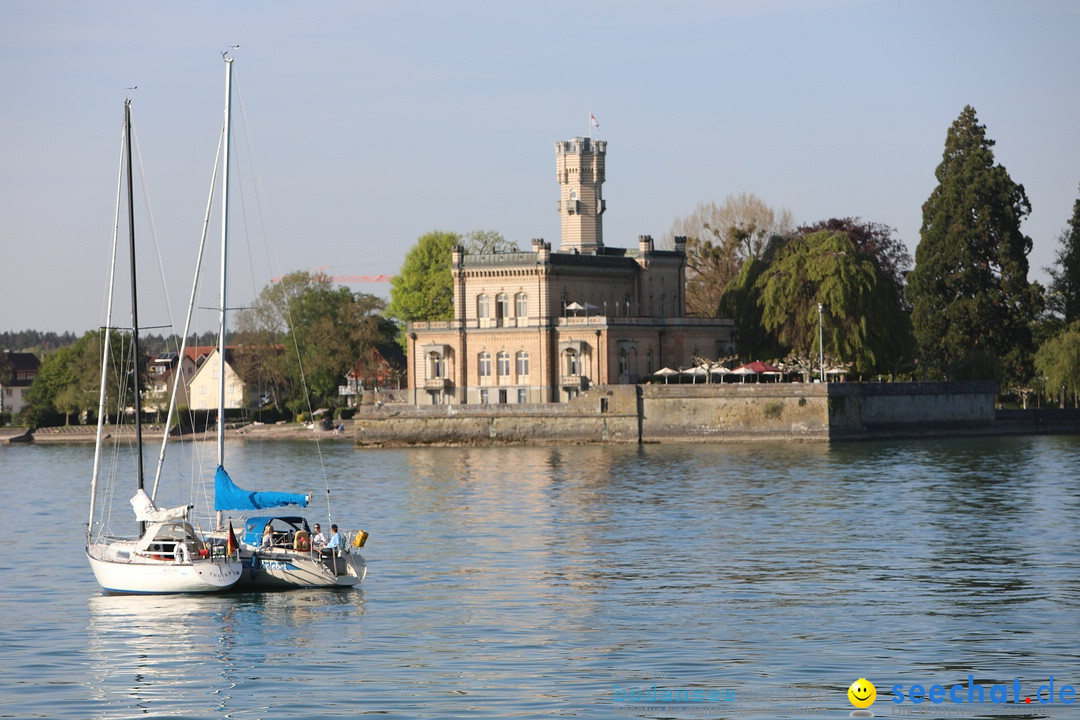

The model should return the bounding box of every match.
[85,594,250,717]
[86,590,365,717]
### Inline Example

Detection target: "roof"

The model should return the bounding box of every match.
[3,351,40,386]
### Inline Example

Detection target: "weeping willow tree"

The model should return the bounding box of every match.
[755,230,913,375]
[1034,322,1080,407]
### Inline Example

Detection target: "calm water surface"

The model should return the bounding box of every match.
[1,436,1078,719]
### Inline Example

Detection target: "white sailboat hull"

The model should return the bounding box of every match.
[87,543,242,594]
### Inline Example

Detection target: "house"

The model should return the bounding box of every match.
[144,351,198,412]
[339,343,406,407]
[1,351,40,416]
[406,136,736,405]
[184,347,248,411]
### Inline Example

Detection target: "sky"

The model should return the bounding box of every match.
[2,0,1079,334]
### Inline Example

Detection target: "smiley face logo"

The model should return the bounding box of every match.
[848,678,876,708]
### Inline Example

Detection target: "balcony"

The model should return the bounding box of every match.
[424,378,451,391]
[560,375,586,390]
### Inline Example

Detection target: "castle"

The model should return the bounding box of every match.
[405,137,736,405]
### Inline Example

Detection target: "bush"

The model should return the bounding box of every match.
[334,407,355,420]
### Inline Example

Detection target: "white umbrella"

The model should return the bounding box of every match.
[683,367,709,384]
[654,367,679,384]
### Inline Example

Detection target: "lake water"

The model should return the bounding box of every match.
[1,435,1079,719]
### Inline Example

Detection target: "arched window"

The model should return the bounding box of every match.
[515,292,528,318]
[477,294,490,319]
[618,348,628,376]
[496,351,511,377]
[516,351,529,377]
[478,352,491,377]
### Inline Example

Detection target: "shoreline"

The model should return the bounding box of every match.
[0,420,354,444]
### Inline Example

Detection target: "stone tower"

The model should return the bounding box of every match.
[555,137,606,253]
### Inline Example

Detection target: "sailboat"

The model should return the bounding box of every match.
[85,98,242,594]
[207,55,367,590]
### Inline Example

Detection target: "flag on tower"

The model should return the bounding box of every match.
[589,112,601,132]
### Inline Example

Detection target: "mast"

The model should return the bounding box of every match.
[217,56,233,466]
[125,99,147,531]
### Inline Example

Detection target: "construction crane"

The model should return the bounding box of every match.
[270,267,394,284]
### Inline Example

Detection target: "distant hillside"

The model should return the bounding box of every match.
[1,330,219,357]
[0,330,79,355]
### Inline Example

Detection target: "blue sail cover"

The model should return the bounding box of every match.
[214,465,309,511]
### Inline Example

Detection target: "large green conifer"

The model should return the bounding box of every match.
[1047,186,1080,324]
[906,105,1037,381]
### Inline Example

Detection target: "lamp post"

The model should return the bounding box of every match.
[817,303,824,383]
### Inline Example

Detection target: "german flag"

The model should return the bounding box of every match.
[226,520,239,556]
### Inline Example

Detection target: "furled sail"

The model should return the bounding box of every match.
[213,465,309,511]
[130,488,191,522]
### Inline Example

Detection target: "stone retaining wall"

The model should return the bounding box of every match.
[355,381,1006,446]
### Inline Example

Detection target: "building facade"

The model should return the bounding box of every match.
[406,137,735,405]
[1,351,40,416]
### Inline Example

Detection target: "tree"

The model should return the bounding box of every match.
[716,243,788,361]
[756,230,913,375]
[233,272,399,411]
[666,193,794,317]
[798,218,911,302]
[906,105,1039,382]
[387,230,461,323]
[1046,185,1080,324]
[464,229,518,254]
[23,330,130,427]
[1034,322,1080,407]
[0,351,12,386]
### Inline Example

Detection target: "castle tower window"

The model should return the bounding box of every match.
[477,294,490,319]
[516,351,530,377]
[515,292,528,318]
[478,352,492,377]
[496,351,511,378]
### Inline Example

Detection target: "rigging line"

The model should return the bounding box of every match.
[151,116,225,500]
[229,69,266,316]
[129,123,178,341]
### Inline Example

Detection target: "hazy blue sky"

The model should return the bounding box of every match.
[2,1,1078,334]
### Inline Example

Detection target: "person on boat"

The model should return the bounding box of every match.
[310,523,326,548]
[260,523,274,550]
[325,524,343,552]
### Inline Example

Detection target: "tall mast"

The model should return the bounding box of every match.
[125,99,146,517]
[216,56,233,466]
